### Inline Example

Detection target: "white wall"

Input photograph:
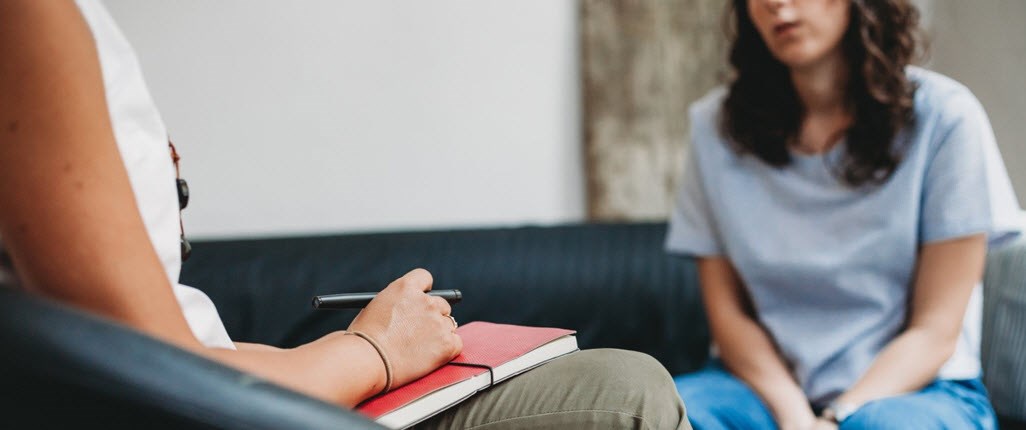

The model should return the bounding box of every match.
[926,0,1026,204]
[103,0,584,239]
[101,1,1026,240]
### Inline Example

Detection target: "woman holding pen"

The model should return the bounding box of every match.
[0,1,689,428]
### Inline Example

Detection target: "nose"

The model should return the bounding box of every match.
[761,0,791,13]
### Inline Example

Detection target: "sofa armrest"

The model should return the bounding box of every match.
[0,288,383,429]
[982,239,1026,425]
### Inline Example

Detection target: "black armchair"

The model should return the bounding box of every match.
[0,288,384,428]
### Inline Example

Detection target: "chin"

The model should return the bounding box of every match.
[771,48,824,70]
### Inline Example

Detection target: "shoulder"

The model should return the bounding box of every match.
[908,66,989,132]
[687,86,730,155]
[688,86,728,128]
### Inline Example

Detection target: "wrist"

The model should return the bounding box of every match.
[768,388,817,430]
[331,331,389,400]
[344,331,393,396]
[775,407,817,430]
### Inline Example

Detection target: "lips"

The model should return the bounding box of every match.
[773,22,800,35]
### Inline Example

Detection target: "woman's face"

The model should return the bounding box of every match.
[746,0,851,69]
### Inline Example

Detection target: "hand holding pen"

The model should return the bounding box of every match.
[340,269,464,393]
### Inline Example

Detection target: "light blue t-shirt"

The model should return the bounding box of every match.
[666,67,1023,404]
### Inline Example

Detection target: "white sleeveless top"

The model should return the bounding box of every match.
[0,0,235,350]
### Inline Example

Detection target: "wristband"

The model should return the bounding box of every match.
[346,331,393,395]
[821,401,859,423]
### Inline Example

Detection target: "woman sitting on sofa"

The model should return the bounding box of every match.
[667,0,1020,429]
[0,1,689,428]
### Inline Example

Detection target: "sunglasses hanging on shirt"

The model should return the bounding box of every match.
[168,139,191,261]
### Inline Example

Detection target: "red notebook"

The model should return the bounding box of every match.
[356,322,578,429]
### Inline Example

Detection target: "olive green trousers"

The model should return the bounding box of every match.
[415,349,691,430]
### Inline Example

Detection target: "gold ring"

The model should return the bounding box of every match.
[446,315,458,331]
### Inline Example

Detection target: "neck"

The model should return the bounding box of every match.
[790,49,849,116]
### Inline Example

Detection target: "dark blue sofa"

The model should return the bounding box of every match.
[2,223,1023,428]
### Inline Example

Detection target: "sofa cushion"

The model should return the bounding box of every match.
[181,223,710,375]
[982,239,1026,422]
[181,222,1025,426]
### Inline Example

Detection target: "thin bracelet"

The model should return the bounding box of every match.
[346,331,393,395]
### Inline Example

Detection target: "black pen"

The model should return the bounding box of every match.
[312,289,462,309]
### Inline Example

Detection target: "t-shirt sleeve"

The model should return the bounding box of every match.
[665,141,723,256]
[919,90,1023,248]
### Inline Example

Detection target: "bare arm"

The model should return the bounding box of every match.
[0,1,459,407]
[0,0,198,347]
[235,342,285,352]
[835,234,985,407]
[698,257,817,430]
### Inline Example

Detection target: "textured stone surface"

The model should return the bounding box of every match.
[582,0,728,220]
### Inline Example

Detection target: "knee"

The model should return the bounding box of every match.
[672,367,776,430]
[675,390,763,430]
[569,349,689,430]
[676,396,740,430]
[839,401,919,430]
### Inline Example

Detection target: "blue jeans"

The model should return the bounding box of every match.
[674,361,997,430]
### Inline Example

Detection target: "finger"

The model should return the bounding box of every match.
[440,313,458,334]
[449,333,463,359]
[402,268,434,292]
[429,296,452,316]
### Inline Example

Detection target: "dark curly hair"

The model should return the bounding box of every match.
[722,0,921,187]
